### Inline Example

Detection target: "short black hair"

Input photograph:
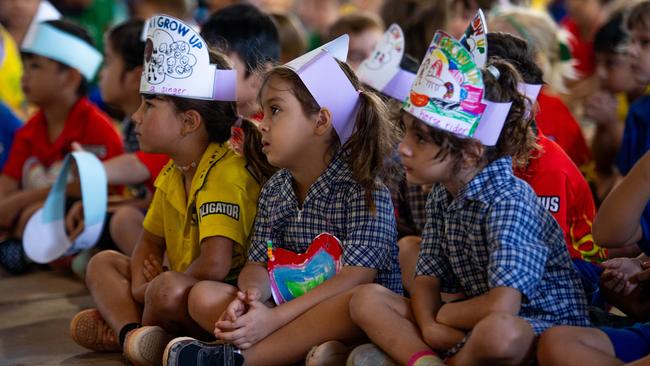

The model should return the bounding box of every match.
[107,19,145,72]
[24,20,96,96]
[487,32,545,85]
[200,4,280,78]
[594,13,628,54]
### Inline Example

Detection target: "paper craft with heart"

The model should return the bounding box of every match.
[268,232,343,304]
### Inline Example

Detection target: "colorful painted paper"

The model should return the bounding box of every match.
[268,233,343,304]
[357,24,416,101]
[460,9,488,68]
[285,35,360,145]
[23,152,107,263]
[141,14,236,101]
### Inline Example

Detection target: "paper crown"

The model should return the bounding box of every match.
[140,14,236,101]
[21,22,102,80]
[357,24,416,102]
[22,1,61,48]
[284,34,359,145]
[404,10,512,146]
[23,152,107,263]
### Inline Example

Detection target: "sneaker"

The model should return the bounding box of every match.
[346,343,397,366]
[70,308,121,352]
[0,239,30,275]
[123,325,174,366]
[306,340,351,366]
[163,337,244,366]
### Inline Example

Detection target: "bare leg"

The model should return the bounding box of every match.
[143,271,207,338]
[628,354,650,366]
[85,250,142,333]
[398,236,421,294]
[187,280,239,333]
[240,288,368,366]
[109,205,144,256]
[349,283,450,365]
[537,326,619,366]
[448,313,535,366]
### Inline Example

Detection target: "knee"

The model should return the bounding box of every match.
[471,313,534,359]
[537,326,577,365]
[187,281,237,321]
[109,206,143,237]
[349,284,392,324]
[85,250,125,289]
[145,271,188,314]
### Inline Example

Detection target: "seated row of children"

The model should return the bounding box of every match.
[2,2,650,366]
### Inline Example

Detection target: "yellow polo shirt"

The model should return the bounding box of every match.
[143,143,261,282]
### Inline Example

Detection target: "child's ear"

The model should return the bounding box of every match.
[314,108,332,136]
[63,69,83,95]
[462,140,484,167]
[181,110,202,135]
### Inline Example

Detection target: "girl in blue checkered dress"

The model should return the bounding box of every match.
[163,45,403,365]
[346,57,590,366]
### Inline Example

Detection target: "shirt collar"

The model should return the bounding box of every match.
[441,156,513,210]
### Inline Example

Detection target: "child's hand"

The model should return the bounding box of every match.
[65,201,84,241]
[584,91,618,127]
[142,254,164,282]
[631,261,650,283]
[215,297,278,349]
[601,258,643,295]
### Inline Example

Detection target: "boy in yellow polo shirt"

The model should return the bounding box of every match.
[67,16,275,366]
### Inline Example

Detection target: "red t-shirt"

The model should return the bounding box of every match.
[3,97,124,188]
[536,89,592,169]
[515,133,607,262]
[135,151,169,191]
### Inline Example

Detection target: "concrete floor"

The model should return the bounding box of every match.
[0,270,124,365]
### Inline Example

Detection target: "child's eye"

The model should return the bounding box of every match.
[270,106,280,115]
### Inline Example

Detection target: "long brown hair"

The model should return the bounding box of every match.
[413,58,537,178]
[162,49,277,184]
[259,60,398,212]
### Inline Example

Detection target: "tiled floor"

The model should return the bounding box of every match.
[0,270,124,365]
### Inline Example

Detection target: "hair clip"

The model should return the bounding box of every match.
[486,65,501,80]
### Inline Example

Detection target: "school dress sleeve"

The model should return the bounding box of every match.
[485,197,550,301]
[415,191,460,293]
[341,185,396,271]
[248,184,272,264]
[195,167,259,247]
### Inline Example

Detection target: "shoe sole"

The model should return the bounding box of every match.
[162,336,196,366]
[305,340,351,366]
[124,326,173,366]
[69,308,120,352]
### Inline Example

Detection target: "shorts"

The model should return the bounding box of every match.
[601,322,650,362]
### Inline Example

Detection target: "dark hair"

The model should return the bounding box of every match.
[153,50,276,184]
[410,58,536,181]
[25,20,95,96]
[326,11,384,40]
[487,32,544,85]
[107,19,145,73]
[627,0,650,30]
[201,4,280,78]
[403,2,448,61]
[595,13,628,54]
[270,12,308,63]
[259,61,398,213]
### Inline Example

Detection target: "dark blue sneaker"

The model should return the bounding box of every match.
[163,337,244,366]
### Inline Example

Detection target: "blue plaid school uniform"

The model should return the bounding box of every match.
[249,150,403,294]
[416,157,590,338]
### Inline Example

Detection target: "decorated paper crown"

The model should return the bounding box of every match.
[284,35,360,145]
[357,24,417,102]
[140,14,236,101]
[21,21,102,81]
[22,1,61,47]
[24,152,107,263]
[404,10,513,146]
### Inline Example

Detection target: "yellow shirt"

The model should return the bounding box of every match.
[0,25,27,118]
[143,143,261,282]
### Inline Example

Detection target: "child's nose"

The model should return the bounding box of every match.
[397,141,412,157]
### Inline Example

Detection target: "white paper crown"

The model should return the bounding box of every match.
[357,24,416,102]
[21,22,102,80]
[403,10,512,146]
[284,34,360,145]
[140,14,236,101]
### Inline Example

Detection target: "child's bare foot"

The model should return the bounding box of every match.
[70,308,120,352]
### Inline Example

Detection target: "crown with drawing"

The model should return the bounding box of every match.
[357,24,416,102]
[140,14,236,101]
[284,35,360,145]
[404,10,512,146]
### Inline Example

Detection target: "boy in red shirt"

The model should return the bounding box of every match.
[0,20,123,274]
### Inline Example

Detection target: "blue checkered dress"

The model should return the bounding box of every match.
[248,151,403,294]
[416,157,589,334]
